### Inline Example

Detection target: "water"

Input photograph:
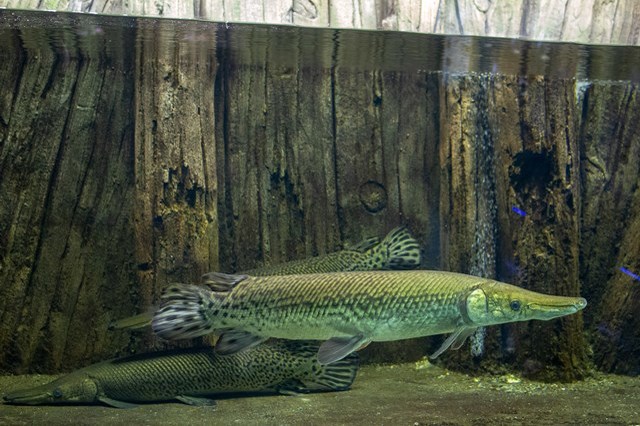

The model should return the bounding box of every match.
[1,8,640,424]
[3,10,640,79]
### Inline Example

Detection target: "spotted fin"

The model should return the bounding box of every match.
[317,335,370,365]
[302,350,359,391]
[429,326,477,359]
[215,329,268,355]
[346,236,381,252]
[359,227,422,270]
[152,284,218,340]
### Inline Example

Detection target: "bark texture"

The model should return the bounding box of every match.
[3,0,640,45]
[581,82,640,375]
[0,18,137,372]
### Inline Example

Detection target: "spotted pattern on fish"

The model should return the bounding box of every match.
[2,341,359,407]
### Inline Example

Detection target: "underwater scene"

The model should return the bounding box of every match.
[1,8,640,425]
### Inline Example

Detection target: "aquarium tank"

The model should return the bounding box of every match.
[0,5,639,425]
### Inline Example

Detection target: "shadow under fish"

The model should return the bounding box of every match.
[2,340,358,409]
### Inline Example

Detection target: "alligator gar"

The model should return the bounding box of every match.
[2,341,358,408]
[152,270,587,364]
[110,226,421,330]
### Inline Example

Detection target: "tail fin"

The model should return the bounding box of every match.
[287,342,359,391]
[151,284,218,340]
[367,227,422,270]
[109,309,155,330]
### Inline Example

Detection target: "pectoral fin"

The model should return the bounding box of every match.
[318,335,370,365]
[215,329,268,355]
[429,327,477,359]
[98,396,138,409]
[176,395,218,408]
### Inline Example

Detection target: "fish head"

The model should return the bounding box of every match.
[3,373,98,405]
[465,281,587,326]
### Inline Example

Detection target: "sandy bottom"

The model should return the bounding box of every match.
[1,361,639,425]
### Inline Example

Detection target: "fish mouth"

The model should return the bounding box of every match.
[529,297,587,319]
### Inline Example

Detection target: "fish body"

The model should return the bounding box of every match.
[153,270,587,364]
[2,341,358,408]
[110,227,421,330]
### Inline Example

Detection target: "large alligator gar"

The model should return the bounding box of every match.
[2,341,358,408]
[152,270,587,365]
[110,227,421,330]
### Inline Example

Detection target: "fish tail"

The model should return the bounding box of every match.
[370,226,422,269]
[291,342,359,391]
[151,284,219,340]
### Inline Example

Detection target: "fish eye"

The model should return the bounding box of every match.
[510,300,521,311]
[52,388,63,399]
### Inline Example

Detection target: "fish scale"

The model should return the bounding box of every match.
[217,271,475,339]
[153,269,587,364]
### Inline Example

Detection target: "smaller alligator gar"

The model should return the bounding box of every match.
[151,270,587,365]
[110,227,421,330]
[2,341,358,408]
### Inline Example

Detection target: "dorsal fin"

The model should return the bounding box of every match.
[201,272,249,292]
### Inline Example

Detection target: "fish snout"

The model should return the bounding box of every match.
[529,295,587,320]
[3,387,53,405]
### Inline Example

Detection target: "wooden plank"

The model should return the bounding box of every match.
[0,20,138,373]
[133,18,219,300]
[501,76,587,380]
[216,26,339,273]
[580,82,640,374]
[437,73,590,379]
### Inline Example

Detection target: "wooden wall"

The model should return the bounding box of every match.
[2,0,640,46]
